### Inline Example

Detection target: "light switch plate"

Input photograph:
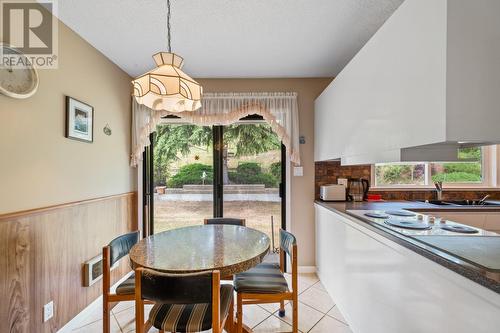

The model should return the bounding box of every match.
[43,301,53,322]
[293,166,303,177]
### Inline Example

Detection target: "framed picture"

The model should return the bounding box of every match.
[65,96,94,142]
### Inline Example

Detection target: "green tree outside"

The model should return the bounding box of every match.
[154,123,281,188]
[375,147,483,185]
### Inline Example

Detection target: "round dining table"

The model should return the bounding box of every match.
[130,224,270,276]
[129,224,270,333]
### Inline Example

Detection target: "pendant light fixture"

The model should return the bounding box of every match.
[132,0,202,112]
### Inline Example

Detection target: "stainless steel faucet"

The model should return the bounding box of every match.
[479,194,491,205]
[434,181,443,201]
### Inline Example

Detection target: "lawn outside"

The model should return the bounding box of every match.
[154,195,282,250]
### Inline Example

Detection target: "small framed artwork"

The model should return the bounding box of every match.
[65,96,94,142]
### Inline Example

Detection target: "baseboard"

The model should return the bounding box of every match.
[57,271,133,333]
[298,266,317,273]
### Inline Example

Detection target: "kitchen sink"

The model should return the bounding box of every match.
[445,200,500,206]
[417,200,455,206]
[418,200,500,207]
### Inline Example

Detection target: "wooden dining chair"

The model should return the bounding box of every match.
[134,268,234,333]
[102,230,140,333]
[204,217,246,226]
[204,217,246,281]
[234,229,298,333]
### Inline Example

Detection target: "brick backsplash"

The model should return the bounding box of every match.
[315,160,500,201]
[315,161,371,199]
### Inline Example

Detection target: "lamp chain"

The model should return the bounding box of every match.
[166,0,172,52]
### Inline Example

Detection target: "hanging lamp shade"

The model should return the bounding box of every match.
[132,52,203,112]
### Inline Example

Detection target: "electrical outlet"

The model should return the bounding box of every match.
[43,301,54,322]
[337,178,348,188]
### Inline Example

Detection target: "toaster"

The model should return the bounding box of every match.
[320,184,346,201]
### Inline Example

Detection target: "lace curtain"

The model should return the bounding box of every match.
[131,92,301,166]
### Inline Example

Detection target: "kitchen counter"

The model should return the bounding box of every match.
[315,200,500,294]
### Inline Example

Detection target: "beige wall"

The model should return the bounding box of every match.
[198,79,332,266]
[0,18,136,214]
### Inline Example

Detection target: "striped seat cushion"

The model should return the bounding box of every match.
[115,273,135,295]
[149,284,233,332]
[233,262,289,294]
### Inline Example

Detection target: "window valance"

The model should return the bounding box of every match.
[131,92,301,166]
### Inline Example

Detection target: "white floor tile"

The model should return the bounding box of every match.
[327,306,348,325]
[284,273,320,295]
[112,300,135,314]
[297,273,319,286]
[72,304,103,329]
[252,274,323,319]
[309,316,352,333]
[114,304,154,333]
[298,287,335,314]
[240,304,274,328]
[284,277,313,295]
[258,301,288,314]
[311,281,327,292]
[114,306,135,333]
[252,315,293,333]
[72,315,121,333]
[274,301,323,333]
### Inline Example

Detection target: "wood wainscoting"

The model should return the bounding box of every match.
[0,192,138,333]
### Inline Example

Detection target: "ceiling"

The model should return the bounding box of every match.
[53,0,404,78]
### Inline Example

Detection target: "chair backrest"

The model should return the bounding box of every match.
[138,268,214,304]
[280,229,298,294]
[108,230,140,266]
[204,217,246,227]
[280,229,296,258]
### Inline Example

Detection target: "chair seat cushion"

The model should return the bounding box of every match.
[115,273,135,295]
[233,262,289,294]
[149,284,233,332]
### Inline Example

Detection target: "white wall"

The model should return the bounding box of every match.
[0,18,136,214]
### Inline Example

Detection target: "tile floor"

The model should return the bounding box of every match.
[72,273,351,333]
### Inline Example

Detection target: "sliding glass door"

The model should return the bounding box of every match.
[152,124,214,233]
[146,118,285,244]
[222,123,282,246]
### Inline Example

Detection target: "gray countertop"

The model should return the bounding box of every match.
[315,200,500,294]
[411,235,500,272]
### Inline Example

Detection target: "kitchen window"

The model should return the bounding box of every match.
[372,146,498,188]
